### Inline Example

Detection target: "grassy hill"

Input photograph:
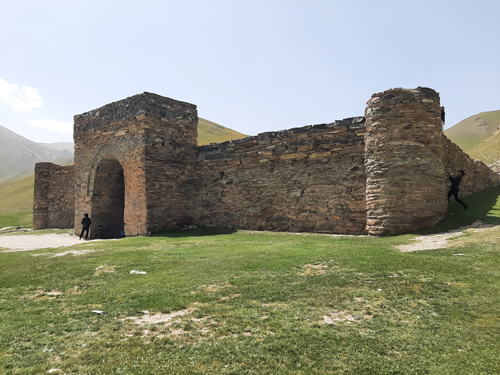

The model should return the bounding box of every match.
[444,110,500,151]
[0,174,34,228]
[468,126,500,172]
[198,118,246,145]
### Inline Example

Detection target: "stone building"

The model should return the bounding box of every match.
[33,87,500,236]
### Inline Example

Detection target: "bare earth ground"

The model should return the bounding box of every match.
[0,222,497,253]
[0,233,86,252]
[396,220,495,252]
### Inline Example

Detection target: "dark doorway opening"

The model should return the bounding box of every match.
[91,156,125,235]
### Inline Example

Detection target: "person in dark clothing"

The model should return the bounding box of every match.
[79,213,92,240]
[448,170,468,210]
[441,106,445,126]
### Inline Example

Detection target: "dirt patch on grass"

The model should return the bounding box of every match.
[121,308,215,340]
[0,233,83,252]
[397,221,496,252]
[32,249,100,257]
[200,283,233,292]
[122,308,196,326]
[94,265,116,275]
[24,286,81,300]
[299,263,329,276]
[321,310,370,324]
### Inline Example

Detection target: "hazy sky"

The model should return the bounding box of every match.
[1,0,499,143]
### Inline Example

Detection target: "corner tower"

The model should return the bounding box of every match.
[364,87,448,235]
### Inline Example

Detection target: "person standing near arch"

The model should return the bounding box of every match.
[79,213,92,240]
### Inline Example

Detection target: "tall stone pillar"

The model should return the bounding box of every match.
[364,87,448,235]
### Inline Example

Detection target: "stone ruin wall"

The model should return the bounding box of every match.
[73,114,148,236]
[442,136,500,195]
[191,118,367,234]
[33,87,500,236]
[363,87,500,235]
[33,162,74,229]
[364,88,448,235]
[72,93,198,236]
[141,102,198,234]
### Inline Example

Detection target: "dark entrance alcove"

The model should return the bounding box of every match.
[91,156,125,234]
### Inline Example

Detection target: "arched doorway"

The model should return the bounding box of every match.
[91,156,125,235]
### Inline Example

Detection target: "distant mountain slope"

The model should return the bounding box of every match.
[444,110,500,151]
[0,125,73,182]
[468,125,500,173]
[198,118,246,145]
[39,142,74,153]
[0,119,245,182]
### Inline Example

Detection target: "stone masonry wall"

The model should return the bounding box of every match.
[73,92,197,236]
[143,103,198,232]
[73,116,148,236]
[364,87,448,235]
[33,163,74,229]
[190,118,367,234]
[442,135,500,196]
[34,87,500,237]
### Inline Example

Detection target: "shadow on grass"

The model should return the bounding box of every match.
[150,226,237,239]
[415,186,500,235]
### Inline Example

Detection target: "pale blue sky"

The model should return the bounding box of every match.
[1,0,499,143]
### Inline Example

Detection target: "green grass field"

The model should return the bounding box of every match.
[1,189,500,374]
[0,174,34,228]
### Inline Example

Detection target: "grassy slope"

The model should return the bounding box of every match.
[468,128,500,171]
[1,188,500,374]
[0,174,34,228]
[444,109,500,151]
[197,117,247,145]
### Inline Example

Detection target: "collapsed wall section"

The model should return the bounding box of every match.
[33,162,75,229]
[191,118,367,234]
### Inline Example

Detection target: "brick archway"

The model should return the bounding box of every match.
[86,143,126,197]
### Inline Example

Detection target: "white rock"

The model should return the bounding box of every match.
[130,270,147,275]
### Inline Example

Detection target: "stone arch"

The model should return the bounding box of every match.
[87,143,127,197]
[87,144,128,235]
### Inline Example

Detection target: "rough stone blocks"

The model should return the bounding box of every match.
[33,88,500,237]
